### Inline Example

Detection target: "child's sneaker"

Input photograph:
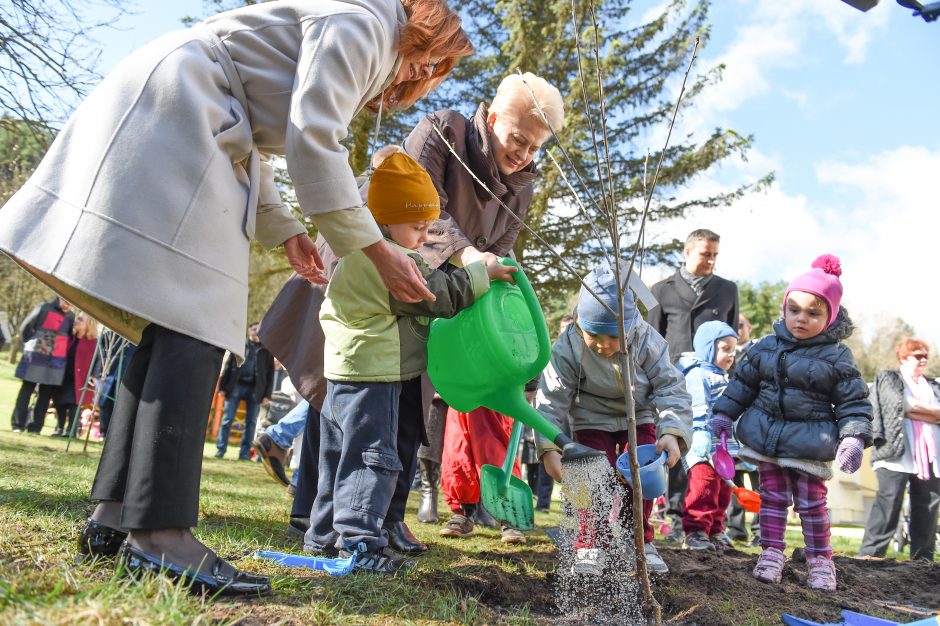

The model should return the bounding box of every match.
[806,556,837,591]
[439,514,474,538]
[571,548,606,575]
[710,531,734,552]
[683,531,716,551]
[341,545,415,575]
[644,543,669,575]
[752,547,786,583]
[500,526,526,544]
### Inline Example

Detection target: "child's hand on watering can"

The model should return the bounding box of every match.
[484,257,518,283]
[542,450,563,482]
[656,434,681,468]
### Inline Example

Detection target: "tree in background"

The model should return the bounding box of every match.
[843,314,940,381]
[0,119,55,361]
[185,0,770,322]
[737,279,787,339]
[0,0,125,130]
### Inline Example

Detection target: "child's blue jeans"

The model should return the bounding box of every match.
[267,399,309,449]
[307,378,420,552]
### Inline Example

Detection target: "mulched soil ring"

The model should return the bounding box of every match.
[420,544,940,625]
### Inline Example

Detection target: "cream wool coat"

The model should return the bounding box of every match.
[0,0,403,358]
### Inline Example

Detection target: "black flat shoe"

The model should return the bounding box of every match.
[117,542,271,597]
[384,520,428,555]
[78,518,128,560]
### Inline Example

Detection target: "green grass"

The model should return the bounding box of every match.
[0,354,557,624]
[0,351,923,624]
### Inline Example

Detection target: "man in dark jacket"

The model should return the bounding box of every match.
[647,229,739,541]
[215,322,274,460]
[648,229,739,363]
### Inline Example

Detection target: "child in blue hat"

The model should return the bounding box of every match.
[676,320,739,551]
[535,261,693,576]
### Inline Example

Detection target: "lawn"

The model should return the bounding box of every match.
[0,353,936,625]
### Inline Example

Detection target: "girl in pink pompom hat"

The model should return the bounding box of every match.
[709,254,873,592]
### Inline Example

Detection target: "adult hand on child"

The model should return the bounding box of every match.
[836,436,865,474]
[690,430,711,458]
[656,434,681,468]
[484,257,518,283]
[710,413,733,439]
[543,450,562,482]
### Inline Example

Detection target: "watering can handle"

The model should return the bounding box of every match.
[498,257,551,380]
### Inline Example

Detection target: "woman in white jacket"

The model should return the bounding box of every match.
[0,0,472,595]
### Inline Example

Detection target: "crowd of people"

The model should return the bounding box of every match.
[1,0,936,603]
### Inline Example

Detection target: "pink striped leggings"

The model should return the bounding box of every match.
[758,462,832,559]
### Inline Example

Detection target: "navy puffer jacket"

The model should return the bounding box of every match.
[713,308,872,462]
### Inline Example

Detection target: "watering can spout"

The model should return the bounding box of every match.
[484,390,605,462]
[560,440,606,462]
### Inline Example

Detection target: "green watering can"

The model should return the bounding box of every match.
[427,258,604,529]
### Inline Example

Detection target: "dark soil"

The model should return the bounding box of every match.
[425,544,940,625]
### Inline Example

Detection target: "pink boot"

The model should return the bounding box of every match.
[806,556,837,591]
[752,547,786,583]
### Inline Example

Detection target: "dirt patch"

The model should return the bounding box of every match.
[422,544,940,625]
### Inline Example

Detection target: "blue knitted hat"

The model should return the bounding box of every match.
[576,262,642,336]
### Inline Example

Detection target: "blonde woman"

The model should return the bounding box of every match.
[52,313,100,437]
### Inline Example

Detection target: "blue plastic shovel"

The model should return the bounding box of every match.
[254,549,357,576]
[782,609,939,626]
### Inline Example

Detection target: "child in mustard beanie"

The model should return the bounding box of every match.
[308,147,516,575]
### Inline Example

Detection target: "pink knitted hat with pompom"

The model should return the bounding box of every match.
[784,254,843,328]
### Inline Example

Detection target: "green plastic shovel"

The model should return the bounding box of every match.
[479,419,533,530]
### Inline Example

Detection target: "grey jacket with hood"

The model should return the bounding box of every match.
[713,307,872,478]
[535,320,693,458]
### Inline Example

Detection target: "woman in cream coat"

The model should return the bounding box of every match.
[0,0,472,595]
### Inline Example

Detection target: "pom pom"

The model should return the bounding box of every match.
[811,254,841,277]
[371,145,403,168]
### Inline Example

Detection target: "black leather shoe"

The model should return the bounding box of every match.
[117,542,271,597]
[288,516,310,540]
[78,518,128,560]
[384,520,428,555]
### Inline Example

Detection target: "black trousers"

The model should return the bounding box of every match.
[11,381,56,431]
[291,378,422,525]
[859,467,940,561]
[90,325,223,529]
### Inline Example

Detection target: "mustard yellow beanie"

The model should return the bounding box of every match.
[368,151,441,224]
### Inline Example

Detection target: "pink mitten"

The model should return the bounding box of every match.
[836,437,865,474]
[710,413,734,439]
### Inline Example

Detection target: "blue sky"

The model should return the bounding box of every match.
[94,1,940,345]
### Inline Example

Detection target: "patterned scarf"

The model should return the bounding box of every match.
[679,266,713,297]
[900,369,939,480]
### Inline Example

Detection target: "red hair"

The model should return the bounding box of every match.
[896,337,929,361]
[369,0,473,111]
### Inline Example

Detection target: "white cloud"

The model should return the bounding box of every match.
[642,145,940,347]
[686,0,891,130]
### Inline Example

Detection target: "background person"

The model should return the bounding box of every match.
[215,322,274,460]
[647,229,739,542]
[52,312,100,437]
[859,338,940,561]
[11,297,74,433]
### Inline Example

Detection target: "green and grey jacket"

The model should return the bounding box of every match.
[320,239,489,382]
